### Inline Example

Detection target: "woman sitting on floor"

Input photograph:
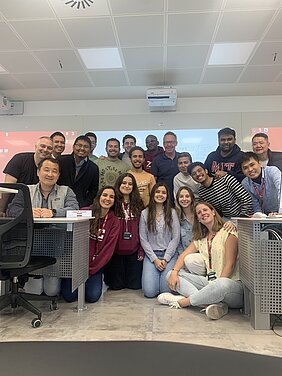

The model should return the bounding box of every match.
[139,183,180,298]
[158,201,243,320]
[61,186,120,303]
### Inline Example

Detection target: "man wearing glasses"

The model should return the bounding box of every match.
[151,131,180,205]
[58,135,99,207]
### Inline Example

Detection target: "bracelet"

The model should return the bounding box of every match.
[171,268,179,272]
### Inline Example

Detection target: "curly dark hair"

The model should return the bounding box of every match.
[114,173,144,218]
[147,182,172,233]
[89,186,116,236]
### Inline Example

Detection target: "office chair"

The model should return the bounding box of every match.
[0,183,57,328]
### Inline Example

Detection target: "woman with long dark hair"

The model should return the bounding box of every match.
[158,201,243,320]
[104,173,144,290]
[61,186,120,303]
[139,183,180,298]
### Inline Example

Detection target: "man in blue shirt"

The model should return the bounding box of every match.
[151,131,180,205]
[240,152,282,214]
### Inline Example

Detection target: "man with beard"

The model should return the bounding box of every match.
[95,138,128,189]
[204,128,244,182]
[143,134,164,173]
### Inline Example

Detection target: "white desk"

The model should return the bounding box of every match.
[32,217,90,311]
[236,217,282,329]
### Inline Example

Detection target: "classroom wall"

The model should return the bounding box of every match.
[1,94,282,151]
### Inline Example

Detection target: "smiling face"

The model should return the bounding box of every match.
[119,176,133,196]
[123,137,136,154]
[241,157,262,180]
[35,137,53,161]
[52,135,65,156]
[73,139,91,160]
[218,134,236,154]
[154,185,167,204]
[195,203,215,226]
[190,165,209,184]
[178,156,191,174]
[37,160,60,187]
[130,149,145,169]
[145,135,158,151]
[163,134,177,154]
[106,140,120,159]
[99,188,115,210]
[252,136,270,156]
[177,188,192,209]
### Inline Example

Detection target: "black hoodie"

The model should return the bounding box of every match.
[204,144,244,182]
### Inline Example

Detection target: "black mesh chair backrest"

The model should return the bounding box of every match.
[0,183,33,269]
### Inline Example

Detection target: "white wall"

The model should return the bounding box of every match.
[1,95,282,151]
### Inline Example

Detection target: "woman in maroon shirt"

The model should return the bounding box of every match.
[61,186,120,303]
[104,173,144,290]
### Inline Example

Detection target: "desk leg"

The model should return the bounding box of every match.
[74,283,87,312]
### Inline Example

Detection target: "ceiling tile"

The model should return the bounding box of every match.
[0,0,54,19]
[114,15,163,46]
[51,72,92,88]
[49,0,110,17]
[88,70,127,86]
[225,0,281,10]
[264,10,282,41]
[250,42,282,65]
[110,0,164,14]
[168,13,218,44]
[34,50,84,72]
[13,73,58,88]
[11,20,71,49]
[122,47,163,69]
[62,18,116,48]
[215,10,275,42]
[127,70,164,86]
[168,0,223,12]
[0,52,44,73]
[167,45,209,68]
[0,74,23,89]
[239,65,282,82]
[202,66,243,83]
[0,22,26,50]
[165,68,202,84]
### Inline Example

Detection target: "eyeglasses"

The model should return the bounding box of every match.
[75,143,90,150]
[164,141,176,145]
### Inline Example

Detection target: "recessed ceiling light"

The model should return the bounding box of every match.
[63,0,94,9]
[78,48,123,69]
[208,42,256,65]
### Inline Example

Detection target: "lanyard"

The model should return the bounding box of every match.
[252,178,266,211]
[90,213,108,260]
[122,202,131,232]
[207,233,216,270]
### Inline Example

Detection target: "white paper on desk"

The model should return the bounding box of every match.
[66,210,92,218]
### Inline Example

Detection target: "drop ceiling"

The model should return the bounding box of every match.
[0,0,282,101]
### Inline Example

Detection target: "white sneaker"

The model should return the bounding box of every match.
[157,293,185,309]
[205,303,228,320]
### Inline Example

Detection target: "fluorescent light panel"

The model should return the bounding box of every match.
[208,42,256,65]
[78,48,123,69]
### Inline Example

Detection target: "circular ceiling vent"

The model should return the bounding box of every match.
[63,0,94,9]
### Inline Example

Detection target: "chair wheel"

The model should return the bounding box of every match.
[31,318,42,328]
[50,301,58,311]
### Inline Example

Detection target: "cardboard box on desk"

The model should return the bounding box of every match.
[66,210,92,218]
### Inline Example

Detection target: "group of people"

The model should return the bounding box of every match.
[1,127,281,321]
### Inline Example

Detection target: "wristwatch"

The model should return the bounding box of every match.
[52,209,57,217]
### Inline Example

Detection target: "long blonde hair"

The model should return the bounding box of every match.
[192,201,224,240]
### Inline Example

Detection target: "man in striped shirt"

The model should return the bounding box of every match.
[187,162,253,220]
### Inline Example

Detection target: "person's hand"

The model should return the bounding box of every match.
[214,170,227,179]
[223,221,236,233]
[167,271,180,291]
[32,208,41,218]
[153,259,165,271]
[160,259,167,269]
[137,255,144,261]
[40,208,53,218]
[0,211,6,217]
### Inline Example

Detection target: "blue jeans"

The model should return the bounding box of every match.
[142,250,177,298]
[61,269,103,303]
[167,269,243,308]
